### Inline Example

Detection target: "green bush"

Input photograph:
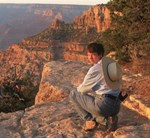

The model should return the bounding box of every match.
[0,75,38,113]
[105,0,150,61]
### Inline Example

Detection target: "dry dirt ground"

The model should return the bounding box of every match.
[121,56,150,99]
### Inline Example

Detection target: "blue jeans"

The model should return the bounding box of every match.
[69,89,120,126]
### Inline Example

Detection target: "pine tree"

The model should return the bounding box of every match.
[104,0,150,61]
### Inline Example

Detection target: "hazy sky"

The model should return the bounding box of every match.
[0,0,110,5]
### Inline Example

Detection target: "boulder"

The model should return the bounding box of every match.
[35,60,90,104]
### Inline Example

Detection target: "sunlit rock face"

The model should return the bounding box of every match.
[35,60,90,104]
[73,5,111,33]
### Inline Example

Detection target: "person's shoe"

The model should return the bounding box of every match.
[96,123,108,132]
[107,115,118,132]
[83,120,97,131]
[96,116,108,131]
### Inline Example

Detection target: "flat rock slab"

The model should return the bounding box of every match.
[0,98,150,138]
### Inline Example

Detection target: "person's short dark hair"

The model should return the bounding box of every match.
[87,43,105,56]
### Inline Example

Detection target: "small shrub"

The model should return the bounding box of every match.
[0,75,38,113]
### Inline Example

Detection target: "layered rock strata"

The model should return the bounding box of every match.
[74,5,111,33]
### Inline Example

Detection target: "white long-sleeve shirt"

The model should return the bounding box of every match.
[77,59,120,96]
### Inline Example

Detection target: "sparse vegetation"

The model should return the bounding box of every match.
[99,0,150,62]
[0,74,39,113]
[25,24,98,43]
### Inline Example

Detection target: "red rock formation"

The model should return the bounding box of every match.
[0,43,52,84]
[0,40,88,84]
[0,51,3,60]
[73,5,111,33]
[35,61,90,104]
[63,42,88,62]
[50,19,66,29]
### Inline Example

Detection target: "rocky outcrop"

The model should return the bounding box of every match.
[35,60,150,119]
[20,40,88,63]
[2,99,150,138]
[0,4,90,50]
[21,40,49,48]
[0,40,88,109]
[1,4,150,137]
[0,44,52,84]
[35,60,90,104]
[73,5,111,33]
[0,40,88,81]
[0,99,149,138]
[63,42,88,62]
[0,60,149,138]
[50,19,66,29]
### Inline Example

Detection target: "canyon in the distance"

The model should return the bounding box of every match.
[0,4,149,138]
[0,4,91,50]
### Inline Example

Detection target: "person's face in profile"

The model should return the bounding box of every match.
[87,51,102,64]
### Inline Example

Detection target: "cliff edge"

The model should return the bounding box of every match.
[0,60,149,138]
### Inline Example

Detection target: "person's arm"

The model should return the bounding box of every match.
[77,66,100,94]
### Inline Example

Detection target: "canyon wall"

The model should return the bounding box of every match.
[74,5,111,33]
[0,40,88,86]
[0,4,90,50]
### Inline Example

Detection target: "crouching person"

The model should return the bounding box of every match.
[69,43,122,132]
